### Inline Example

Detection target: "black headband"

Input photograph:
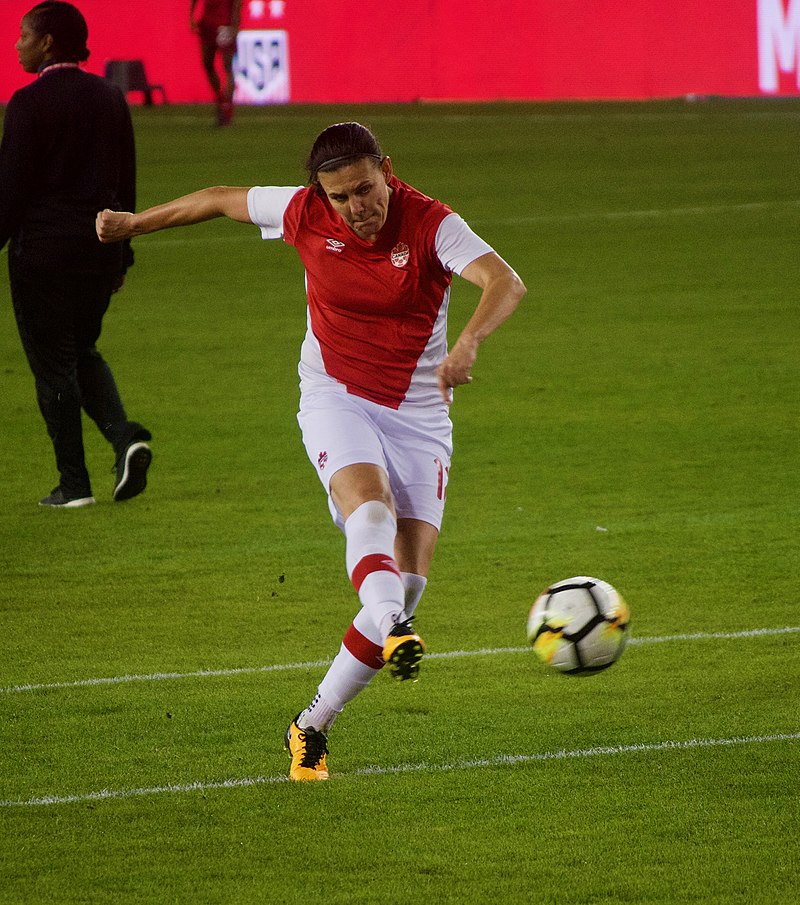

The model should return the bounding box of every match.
[315,153,382,175]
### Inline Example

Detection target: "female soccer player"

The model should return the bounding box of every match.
[97,122,526,780]
[189,0,242,126]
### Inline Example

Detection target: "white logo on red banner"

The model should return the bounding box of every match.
[758,0,800,91]
[234,30,290,104]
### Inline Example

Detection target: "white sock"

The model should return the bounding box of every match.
[298,609,385,732]
[401,572,427,622]
[345,500,405,641]
[297,694,340,733]
[298,509,425,734]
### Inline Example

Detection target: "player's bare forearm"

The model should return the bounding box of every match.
[96,186,252,243]
[436,253,526,402]
[458,254,527,345]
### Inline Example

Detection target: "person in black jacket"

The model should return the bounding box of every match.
[1,1,152,507]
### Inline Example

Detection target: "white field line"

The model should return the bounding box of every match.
[471,198,800,227]
[143,109,800,125]
[1,732,797,809]
[3,191,795,258]
[3,196,784,256]
[2,625,798,697]
[132,198,800,247]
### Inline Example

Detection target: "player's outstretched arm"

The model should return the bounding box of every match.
[96,186,253,243]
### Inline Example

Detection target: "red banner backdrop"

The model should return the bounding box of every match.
[1,0,798,104]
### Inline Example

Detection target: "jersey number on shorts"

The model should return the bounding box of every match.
[434,457,450,501]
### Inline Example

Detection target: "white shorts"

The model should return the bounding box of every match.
[297,383,453,531]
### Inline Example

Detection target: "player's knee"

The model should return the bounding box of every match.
[330,465,394,519]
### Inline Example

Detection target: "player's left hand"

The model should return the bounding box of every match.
[216,26,236,48]
[436,335,478,404]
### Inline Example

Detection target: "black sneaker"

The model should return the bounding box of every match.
[113,441,152,501]
[39,487,96,508]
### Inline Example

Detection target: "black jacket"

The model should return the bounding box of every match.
[0,64,135,275]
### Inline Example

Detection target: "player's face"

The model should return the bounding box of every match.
[16,16,52,73]
[317,157,393,243]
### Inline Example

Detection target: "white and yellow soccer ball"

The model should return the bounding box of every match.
[527,576,630,675]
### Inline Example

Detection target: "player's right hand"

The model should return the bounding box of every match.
[96,209,134,243]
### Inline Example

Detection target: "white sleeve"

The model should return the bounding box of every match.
[246,185,304,239]
[435,212,494,275]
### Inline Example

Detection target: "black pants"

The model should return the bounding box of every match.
[10,258,147,497]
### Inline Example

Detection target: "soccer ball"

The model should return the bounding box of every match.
[527,576,630,675]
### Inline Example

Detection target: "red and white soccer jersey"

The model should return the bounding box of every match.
[246,176,493,409]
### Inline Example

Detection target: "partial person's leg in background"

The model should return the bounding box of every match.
[10,262,93,502]
[74,273,152,501]
[217,41,236,126]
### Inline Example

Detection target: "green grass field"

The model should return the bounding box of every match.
[1,100,798,904]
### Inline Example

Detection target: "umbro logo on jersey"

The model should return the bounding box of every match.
[326,238,345,253]
[391,242,410,268]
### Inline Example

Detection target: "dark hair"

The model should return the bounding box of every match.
[305,122,384,184]
[26,1,89,63]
